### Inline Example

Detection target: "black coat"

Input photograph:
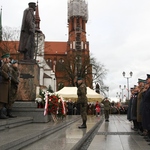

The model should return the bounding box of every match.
[131,93,138,120]
[127,96,133,121]
[142,87,150,130]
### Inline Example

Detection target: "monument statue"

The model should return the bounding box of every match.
[18,2,36,60]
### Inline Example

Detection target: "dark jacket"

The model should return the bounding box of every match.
[142,87,150,130]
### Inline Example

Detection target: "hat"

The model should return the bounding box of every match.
[77,77,83,80]
[11,59,18,64]
[28,2,36,7]
[146,74,150,79]
[1,53,10,58]
[138,78,145,83]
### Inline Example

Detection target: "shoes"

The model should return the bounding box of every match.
[7,109,17,118]
[7,114,17,118]
[0,108,8,119]
[105,119,109,122]
[0,114,8,119]
[78,124,87,129]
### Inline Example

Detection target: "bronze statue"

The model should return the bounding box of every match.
[18,2,36,60]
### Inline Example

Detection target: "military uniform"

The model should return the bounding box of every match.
[101,98,111,122]
[77,77,88,128]
[7,60,19,117]
[0,54,11,119]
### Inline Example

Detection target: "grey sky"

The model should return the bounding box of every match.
[1,0,150,101]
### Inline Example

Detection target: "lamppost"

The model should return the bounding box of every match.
[122,71,133,100]
[116,92,121,102]
[119,85,126,102]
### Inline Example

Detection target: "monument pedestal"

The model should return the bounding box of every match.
[13,61,51,123]
[16,61,39,101]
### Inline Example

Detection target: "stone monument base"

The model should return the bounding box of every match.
[16,61,39,101]
[12,101,51,123]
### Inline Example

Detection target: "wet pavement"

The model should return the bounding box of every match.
[21,115,102,150]
[1,114,150,150]
[22,115,150,150]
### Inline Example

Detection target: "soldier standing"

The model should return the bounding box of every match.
[101,97,111,122]
[76,77,88,128]
[142,74,150,138]
[0,53,11,119]
[6,60,19,118]
[137,79,145,134]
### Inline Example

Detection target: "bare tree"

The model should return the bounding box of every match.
[0,26,20,56]
[57,52,108,93]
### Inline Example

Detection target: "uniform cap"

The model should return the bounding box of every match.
[77,77,83,80]
[1,53,10,58]
[146,74,150,79]
[28,2,36,7]
[138,78,146,83]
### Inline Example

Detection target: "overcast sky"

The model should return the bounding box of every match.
[1,0,150,102]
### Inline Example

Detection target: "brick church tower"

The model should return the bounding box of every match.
[67,0,91,86]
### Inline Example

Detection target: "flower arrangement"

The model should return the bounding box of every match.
[44,91,67,120]
[35,90,46,108]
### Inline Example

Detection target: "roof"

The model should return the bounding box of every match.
[44,41,67,55]
[1,41,67,56]
[55,87,104,102]
[0,41,19,53]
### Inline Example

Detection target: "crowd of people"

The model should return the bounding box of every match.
[66,100,102,116]
[0,53,19,119]
[127,76,150,140]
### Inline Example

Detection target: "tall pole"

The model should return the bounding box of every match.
[127,78,129,101]
[119,85,126,102]
[122,71,133,100]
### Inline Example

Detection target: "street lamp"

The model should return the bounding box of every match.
[119,85,126,102]
[116,92,121,102]
[122,71,133,100]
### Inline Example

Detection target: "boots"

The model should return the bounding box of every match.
[78,120,87,129]
[7,109,17,118]
[0,108,8,119]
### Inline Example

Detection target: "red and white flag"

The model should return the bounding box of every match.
[44,93,49,116]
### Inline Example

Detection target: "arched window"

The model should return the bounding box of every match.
[46,59,52,68]
[56,58,65,71]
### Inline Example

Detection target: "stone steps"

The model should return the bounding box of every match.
[12,101,51,123]
[0,116,80,150]
[0,117,33,131]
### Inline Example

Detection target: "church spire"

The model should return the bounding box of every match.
[35,1,41,32]
[0,7,2,41]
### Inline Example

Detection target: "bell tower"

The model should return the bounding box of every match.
[67,0,89,77]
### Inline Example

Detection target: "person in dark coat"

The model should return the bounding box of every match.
[75,77,88,128]
[127,88,134,121]
[142,74,150,138]
[18,2,36,60]
[141,81,149,136]
[131,85,139,131]
[0,53,11,119]
[137,79,145,134]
